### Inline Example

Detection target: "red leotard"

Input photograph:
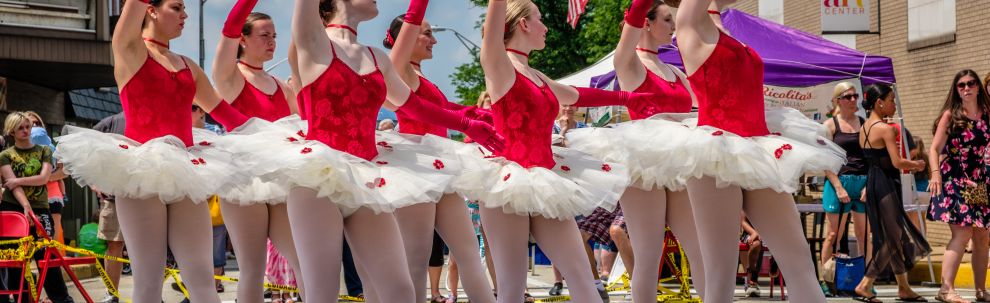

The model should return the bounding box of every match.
[302,44,386,160]
[296,86,310,120]
[492,72,559,169]
[230,75,291,122]
[121,54,196,146]
[397,76,448,137]
[686,31,769,137]
[629,66,693,119]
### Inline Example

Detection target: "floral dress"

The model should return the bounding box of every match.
[928,113,990,227]
[266,240,297,287]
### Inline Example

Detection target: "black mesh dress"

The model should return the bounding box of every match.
[861,121,931,278]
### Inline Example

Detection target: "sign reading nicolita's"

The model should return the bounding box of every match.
[763,79,864,122]
[821,0,871,33]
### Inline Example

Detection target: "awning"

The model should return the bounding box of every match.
[67,88,121,122]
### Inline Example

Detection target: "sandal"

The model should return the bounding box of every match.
[899,296,929,302]
[976,290,990,303]
[524,293,536,303]
[936,290,972,303]
[854,295,883,303]
[431,295,449,303]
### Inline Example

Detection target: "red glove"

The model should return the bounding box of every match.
[624,0,652,28]
[444,103,494,125]
[209,101,250,131]
[468,108,494,125]
[222,0,259,38]
[397,93,504,152]
[404,0,429,25]
[572,87,655,114]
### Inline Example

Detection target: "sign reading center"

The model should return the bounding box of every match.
[821,0,871,33]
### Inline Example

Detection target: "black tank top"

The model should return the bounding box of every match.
[833,115,867,175]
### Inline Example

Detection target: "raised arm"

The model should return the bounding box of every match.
[112,0,154,85]
[292,0,332,84]
[288,41,302,92]
[613,0,651,85]
[377,48,503,152]
[674,0,722,75]
[480,0,516,101]
[213,0,259,100]
[389,0,430,85]
[186,57,249,130]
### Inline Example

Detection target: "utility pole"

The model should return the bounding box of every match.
[199,0,207,67]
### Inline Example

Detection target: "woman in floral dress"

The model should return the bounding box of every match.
[266,240,297,303]
[928,69,990,303]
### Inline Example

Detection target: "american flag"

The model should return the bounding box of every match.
[567,0,589,29]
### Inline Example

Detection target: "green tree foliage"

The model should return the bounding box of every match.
[451,0,631,103]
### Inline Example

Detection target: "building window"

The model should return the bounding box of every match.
[759,0,784,24]
[908,0,955,50]
[824,34,857,49]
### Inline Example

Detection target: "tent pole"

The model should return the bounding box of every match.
[891,84,937,285]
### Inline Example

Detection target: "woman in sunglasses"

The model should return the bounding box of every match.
[927,69,990,303]
[818,82,869,296]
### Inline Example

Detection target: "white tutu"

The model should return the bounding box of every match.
[567,120,695,191]
[202,117,308,205]
[55,126,238,204]
[377,132,500,195]
[219,116,455,215]
[632,107,845,192]
[455,146,630,219]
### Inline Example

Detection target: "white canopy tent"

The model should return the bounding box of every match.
[557,51,616,87]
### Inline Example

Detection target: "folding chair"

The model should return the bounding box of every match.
[738,241,786,300]
[0,211,31,303]
[29,213,95,303]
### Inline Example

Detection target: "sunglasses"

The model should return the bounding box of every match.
[957,80,979,89]
[837,93,859,101]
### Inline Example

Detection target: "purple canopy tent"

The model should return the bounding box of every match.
[589,9,895,90]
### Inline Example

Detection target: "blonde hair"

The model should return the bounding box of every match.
[830,81,856,116]
[4,112,32,136]
[23,111,43,129]
[477,91,492,109]
[504,0,535,42]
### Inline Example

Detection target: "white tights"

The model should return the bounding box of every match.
[620,187,706,302]
[284,188,344,302]
[479,208,599,303]
[115,197,220,303]
[686,177,824,302]
[220,202,303,302]
[394,194,495,303]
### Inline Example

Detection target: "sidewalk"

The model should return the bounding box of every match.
[55,261,974,303]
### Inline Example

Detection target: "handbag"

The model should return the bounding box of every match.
[834,255,866,292]
[821,212,866,291]
[961,181,989,206]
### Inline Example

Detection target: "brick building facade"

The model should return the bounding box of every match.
[729,0,987,246]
